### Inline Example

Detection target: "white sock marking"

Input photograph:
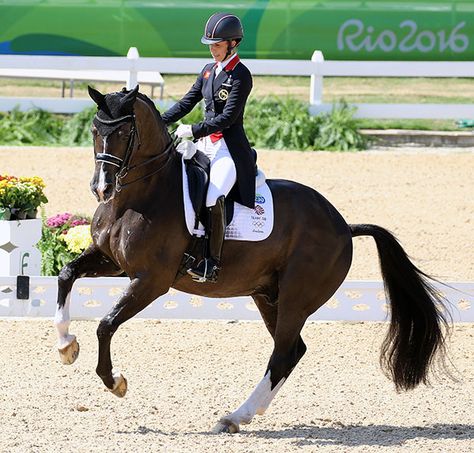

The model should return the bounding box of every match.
[226,371,286,426]
[54,292,76,349]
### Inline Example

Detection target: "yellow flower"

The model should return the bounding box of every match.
[60,225,92,254]
[20,176,46,189]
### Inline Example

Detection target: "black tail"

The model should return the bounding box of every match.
[350,223,449,391]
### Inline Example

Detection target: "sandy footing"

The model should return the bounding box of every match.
[1,146,473,451]
[0,319,473,452]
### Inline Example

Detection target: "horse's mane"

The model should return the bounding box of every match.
[135,91,171,140]
[136,91,164,123]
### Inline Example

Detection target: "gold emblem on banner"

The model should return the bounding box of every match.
[218,89,229,100]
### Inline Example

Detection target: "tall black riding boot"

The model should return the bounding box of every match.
[188,195,226,283]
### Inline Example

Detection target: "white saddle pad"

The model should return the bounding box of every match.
[181,157,274,241]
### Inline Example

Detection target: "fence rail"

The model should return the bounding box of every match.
[1,48,473,118]
[0,276,472,322]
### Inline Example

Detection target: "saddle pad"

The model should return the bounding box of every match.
[181,157,274,241]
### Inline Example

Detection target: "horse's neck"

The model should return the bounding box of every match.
[102,97,182,216]
[110,152,181,214]
[136,96,170,158]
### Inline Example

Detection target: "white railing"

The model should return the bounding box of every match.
[0,276,472,322]
[1,48,473,118]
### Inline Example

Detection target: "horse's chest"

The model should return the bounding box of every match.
[93,215,148,261]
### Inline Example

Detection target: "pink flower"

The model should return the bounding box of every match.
[46,212,73,228]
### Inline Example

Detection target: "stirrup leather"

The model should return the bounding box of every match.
[187,195,225,283]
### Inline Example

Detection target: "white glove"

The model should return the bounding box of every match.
[175,124,193,139]
[176,140,197,160]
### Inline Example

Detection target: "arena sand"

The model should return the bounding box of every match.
[0,146,473,452]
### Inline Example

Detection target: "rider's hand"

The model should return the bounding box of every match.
[175,124,193,139]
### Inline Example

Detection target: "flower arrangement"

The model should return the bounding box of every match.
[37,212,92,276]
[60,224,93,254]
[0,175,48,220]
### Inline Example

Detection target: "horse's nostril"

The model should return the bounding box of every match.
[102,183,114,196]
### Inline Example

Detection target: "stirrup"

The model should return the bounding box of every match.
[187,258,220,283]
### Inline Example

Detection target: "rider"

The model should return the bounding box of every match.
[162,12,256,283]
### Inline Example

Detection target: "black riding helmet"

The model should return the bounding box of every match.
[201,12,243,45]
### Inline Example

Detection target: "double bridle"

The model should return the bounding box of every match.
[94,112,174,192]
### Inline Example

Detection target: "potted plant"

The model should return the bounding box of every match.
[0,175,48,220]
[37,213,92,276]
[0,175,48,276]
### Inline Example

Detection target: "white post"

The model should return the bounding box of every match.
[126,47,139,90]
[310,50,324,105]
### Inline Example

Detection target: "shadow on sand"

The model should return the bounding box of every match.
[248,422,474,447]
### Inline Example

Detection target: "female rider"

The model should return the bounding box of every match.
[162,12,255,283]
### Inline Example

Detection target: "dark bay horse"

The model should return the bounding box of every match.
[54,86,448,434]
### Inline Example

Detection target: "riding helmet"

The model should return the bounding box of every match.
[201,12,243,45]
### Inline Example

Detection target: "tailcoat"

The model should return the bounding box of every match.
[162,57,255,208]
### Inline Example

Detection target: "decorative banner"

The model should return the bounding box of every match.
[0,1,472,61]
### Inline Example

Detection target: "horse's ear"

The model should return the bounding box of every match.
[88,86,105,106]
[120,84,139,111]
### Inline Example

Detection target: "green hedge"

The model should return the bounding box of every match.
[0,97,366,150]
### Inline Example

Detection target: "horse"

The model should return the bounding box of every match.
[54,85,449,434]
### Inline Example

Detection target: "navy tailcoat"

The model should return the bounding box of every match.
[162,57,255,208]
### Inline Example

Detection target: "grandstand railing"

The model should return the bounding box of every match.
[0,48,473,119]
[0,276,472,322]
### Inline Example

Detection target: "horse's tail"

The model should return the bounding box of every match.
[350,223,449,391]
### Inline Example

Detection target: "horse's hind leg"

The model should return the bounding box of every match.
[55,245,121,364]
[214,293,307,434]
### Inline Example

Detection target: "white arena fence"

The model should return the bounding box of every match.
[0,276,472,322]
[1,48,473,119]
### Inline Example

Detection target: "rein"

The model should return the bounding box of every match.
[94,112,174,192]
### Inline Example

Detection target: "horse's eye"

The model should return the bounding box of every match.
[118,130,129,141]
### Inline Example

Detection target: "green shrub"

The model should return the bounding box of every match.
[314,101,367,151]
[0,108,63,145]
[244,97,322,150]
[61,106,95,146]
[0,98,366,151]
[244,96,366,151]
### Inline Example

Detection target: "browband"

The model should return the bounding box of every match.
[94,114,133,125]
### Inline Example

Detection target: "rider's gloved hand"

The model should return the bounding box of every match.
[175,124,193,139]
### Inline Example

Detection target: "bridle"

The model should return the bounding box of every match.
[94,111,174,192]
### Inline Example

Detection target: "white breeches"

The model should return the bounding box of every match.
[197,136,237,207]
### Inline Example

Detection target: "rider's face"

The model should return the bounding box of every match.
[209,40,236,62]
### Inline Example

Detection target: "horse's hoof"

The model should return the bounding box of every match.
[110,372,128,398]
[58,338,80,365]
[212,418,240,434]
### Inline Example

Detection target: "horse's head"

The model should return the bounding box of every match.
[88,85,139,203]
[88,85,172,204]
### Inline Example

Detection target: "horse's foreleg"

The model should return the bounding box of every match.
[95,277,165,397]
[214,297,307,434]
[55,246,121,364]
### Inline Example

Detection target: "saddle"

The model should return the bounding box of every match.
[180,141,234,229]
[175,140,269,281]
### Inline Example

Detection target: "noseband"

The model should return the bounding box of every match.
[94,112,174,192]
